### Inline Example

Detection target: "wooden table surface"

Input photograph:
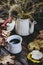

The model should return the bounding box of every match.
[0,23,43,65]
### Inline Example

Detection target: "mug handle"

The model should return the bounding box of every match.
[33,21,37,24]
[5,42,11,51]
[29,20,31,34]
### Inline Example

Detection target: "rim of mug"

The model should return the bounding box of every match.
[6,35,22,45]
[17,18,31,21]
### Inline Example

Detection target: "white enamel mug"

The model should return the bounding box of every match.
[6,35,22,54]
[15,19,37,36]
[15,19,30,36]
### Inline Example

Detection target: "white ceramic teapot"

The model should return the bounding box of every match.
[15,18,37,36]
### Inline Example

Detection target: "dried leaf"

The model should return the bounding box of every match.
[0,54,15,65]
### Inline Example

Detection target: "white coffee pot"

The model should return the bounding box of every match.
[15,18,37,36]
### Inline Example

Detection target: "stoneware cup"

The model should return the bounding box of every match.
[6,35,22,54]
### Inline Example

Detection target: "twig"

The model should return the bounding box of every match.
[0,1,6,5]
